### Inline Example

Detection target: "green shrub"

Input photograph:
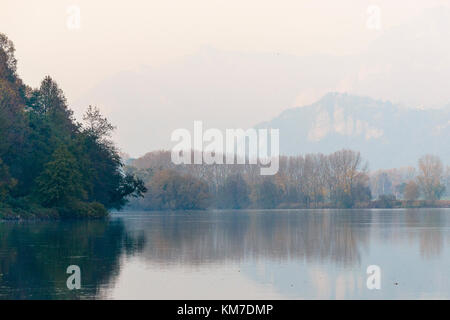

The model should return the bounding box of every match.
[58,200,108,219]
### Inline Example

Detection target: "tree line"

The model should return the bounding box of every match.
[126,150,449,210]
[370,155,449,202]
[2,32,447,216]
[0,33,145,219]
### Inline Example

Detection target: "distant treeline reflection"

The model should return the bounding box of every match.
[121,209,448,266]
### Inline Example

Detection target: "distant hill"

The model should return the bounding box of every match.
[73,6,450,160]
[256,93,450,169]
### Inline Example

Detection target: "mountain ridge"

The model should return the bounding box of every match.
[255,92,450,169]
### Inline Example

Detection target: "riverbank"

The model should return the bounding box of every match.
[277,200,450,209]
[4,200,450,220]
[357,200,450,209]
[0,201,109,221]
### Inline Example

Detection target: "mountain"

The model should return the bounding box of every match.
[73,7,450,158]
[255,93,450,169]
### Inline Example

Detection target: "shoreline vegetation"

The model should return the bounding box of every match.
[0,33,146,220]
[124,150,449,212]
[1,33,449,220]
[3,200,450,221]
[278,200,450,210]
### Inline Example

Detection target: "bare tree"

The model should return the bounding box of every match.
[404,180,420,201]
[417,155,446,201]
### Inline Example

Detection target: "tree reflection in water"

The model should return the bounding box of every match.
[0,220,144,299]
[122,210,373,267]
[1,209,449,299]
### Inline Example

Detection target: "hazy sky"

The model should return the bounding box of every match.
[2,0,450,157]
[2,0,448,103]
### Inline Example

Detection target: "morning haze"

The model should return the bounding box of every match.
[2,1,450,302]
[2,0,450,158]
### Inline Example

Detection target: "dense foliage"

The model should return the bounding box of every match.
[136,169,210,210]
[0,33,145,219]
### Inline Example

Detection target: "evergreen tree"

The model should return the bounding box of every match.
[35,145,85,207]
[0,33,146,218]
[0,158,16,201]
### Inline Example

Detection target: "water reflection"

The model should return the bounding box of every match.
[0,220,142,299]
[121,210,372,266]
[1,209,450,299]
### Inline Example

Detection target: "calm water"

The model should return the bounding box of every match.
[1,209,450,299]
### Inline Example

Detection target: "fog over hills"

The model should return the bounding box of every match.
[256,93,450,169]
[73,6,450,166]
[74,48,350,155]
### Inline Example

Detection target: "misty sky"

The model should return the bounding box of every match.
[1,0,446,101]
[2,0,450,156]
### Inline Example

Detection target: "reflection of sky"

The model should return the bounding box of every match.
[104,209,450,299]
[102,257,284,299]
[104,241,450,299]
[241,240,450,299]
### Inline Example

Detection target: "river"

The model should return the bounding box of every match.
[1,209,450,299]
